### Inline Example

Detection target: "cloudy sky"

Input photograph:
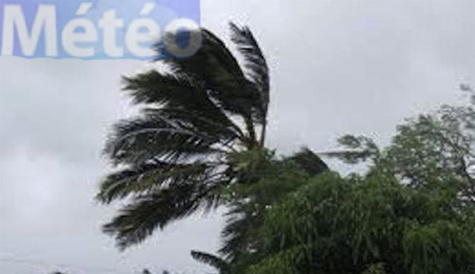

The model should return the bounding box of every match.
[0,0,474,273]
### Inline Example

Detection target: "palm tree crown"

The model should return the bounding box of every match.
[97,23,270,250]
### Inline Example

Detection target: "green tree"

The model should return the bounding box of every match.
[243,89,475,274]
[248,171,474,273]
[384,86,474,199]
[97,23,271,250]
[334,86,474,199]
[192,148,329,272]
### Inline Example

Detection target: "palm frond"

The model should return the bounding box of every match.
[141,108,243,145]
[96,161,212,204]
[229,23,270,125]
[319,135,380,164]
[191,250,230,272]
[123,71,241,135]
[103,182,211,249]
[104,115,221,166]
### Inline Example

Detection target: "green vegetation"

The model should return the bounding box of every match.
[97,23,270,251]
[98,24,474,273]
[219,88,474,273]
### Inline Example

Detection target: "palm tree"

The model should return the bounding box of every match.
[97,23,270,250]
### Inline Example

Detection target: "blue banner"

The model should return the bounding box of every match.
[0,0,201,60]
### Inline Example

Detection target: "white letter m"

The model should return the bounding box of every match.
[1,5,57,56]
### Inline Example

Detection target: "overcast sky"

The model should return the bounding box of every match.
[0,0,474,273]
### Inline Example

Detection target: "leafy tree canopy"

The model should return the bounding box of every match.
[244,88,475,274]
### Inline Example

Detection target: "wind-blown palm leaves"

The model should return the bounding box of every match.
[97,23,271,249]
[191,251,231,273]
